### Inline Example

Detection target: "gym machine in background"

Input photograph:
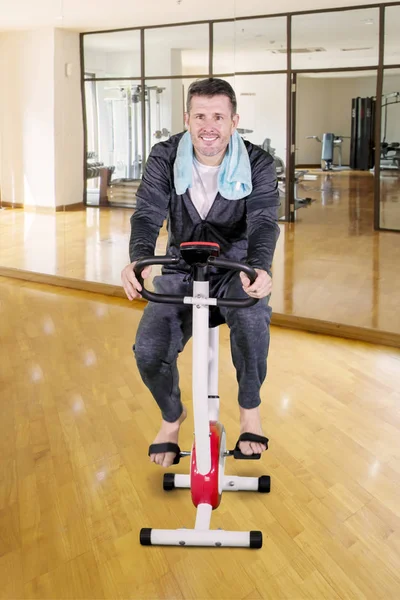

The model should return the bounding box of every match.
[380,92,400,171]
[89,83,170,208]
[306,133,348,171]
[237,129,315,219]
[86,152,115,206]
[350,96,376,171]
[258,137,315,219]
[349,93,400,173]
[103,84,169,181]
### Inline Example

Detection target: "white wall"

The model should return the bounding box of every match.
[0,28,84,208]
[0,29,55,207]
[54,28,84,208]
[296,77,329,165]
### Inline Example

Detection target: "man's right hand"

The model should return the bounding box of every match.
[121,261,152,300]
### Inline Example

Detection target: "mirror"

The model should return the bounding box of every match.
[295,71,376,223]
[213,17,287,74]
[384,4,400,66]
[144,24,209,78]
[145,78,196,157]
[292,8,379,70]
[83,30,141,78]
[379,68,400,231]
[85,79,144,208]
[1,7,399,342]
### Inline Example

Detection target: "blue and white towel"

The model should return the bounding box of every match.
[173,130,253,200]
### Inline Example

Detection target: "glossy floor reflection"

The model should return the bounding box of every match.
[380,171,400,231]
[1,276,400,599]
[0,171,399,334]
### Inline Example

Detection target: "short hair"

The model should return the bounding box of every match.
[186,78,237,115]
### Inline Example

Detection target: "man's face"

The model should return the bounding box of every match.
[184,94,239,160]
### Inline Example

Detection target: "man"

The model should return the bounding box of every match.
[121,78,280,468]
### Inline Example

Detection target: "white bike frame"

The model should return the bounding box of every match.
[136,257,269,548]
[187,279,218,474]
[141,279,265,548]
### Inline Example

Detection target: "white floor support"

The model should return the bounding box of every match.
[145,480,264,548]
[172,474,260,492]
[222,476,260,492]
[174,474,190,488]
[145,528,257,548]
[141,499,261,548]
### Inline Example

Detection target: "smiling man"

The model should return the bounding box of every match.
[121,78,280,468]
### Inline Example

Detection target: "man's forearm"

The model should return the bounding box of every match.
[129,209,164,263]
[128,150,171,263]
[246,207,280,274]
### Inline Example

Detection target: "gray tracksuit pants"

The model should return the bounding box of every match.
[133,271,271,423]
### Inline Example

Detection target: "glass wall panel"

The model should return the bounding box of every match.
[213,18,287,74]
[144,73,287,171]
[145,78,200,157]
[83,31,141,78]
[84,80,143,206]
[232,74,287,163]
[292,8,379,70]
[144,25,209,77]
[226,74,287,218]
[380,68,400,231]
[384,5,400,66]
[295,71,377,170]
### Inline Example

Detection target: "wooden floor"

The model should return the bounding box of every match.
[1,171,400,339]
[1,276,400,599]
[380,170,400,231]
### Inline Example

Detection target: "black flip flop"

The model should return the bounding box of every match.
[148,442,181,465]
[233,433,269,460]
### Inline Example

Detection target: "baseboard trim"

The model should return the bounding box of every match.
[0,201,24,209]
[63,202,86,212]
[14,203,85,213]
[295,164,321,169]
[270,313,400,349]
[1,266,399,349]
[0,266,126,298]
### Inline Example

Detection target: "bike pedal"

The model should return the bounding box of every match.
[232,450,261,460]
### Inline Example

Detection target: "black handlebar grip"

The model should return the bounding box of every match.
[133,256,184,304]
[207,256,259,308]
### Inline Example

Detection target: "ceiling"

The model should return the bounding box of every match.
[0,0,398,32]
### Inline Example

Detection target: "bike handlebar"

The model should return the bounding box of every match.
[133,255,259,308]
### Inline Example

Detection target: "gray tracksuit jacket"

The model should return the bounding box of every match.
[129,132,281,275]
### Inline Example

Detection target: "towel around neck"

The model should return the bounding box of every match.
[173,130,253,200]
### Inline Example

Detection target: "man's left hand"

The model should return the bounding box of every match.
[240,268,272,299]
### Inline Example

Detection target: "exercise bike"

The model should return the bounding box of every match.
[134,241,271,549]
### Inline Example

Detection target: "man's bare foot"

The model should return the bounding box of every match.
[239,406,267,455]
[149,406,187,467]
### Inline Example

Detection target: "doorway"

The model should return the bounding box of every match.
[290,70,378,228]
